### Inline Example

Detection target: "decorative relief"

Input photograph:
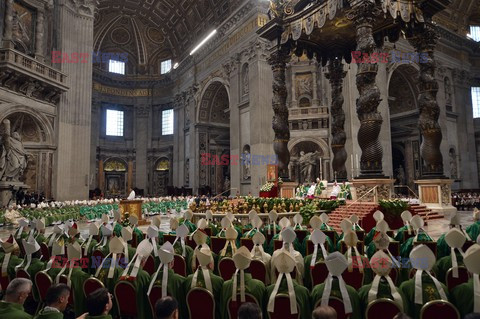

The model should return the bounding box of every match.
[111,27,131,45]
[93,82,150,97]
[12,1,35,55]
[136,105,150,118]
[104,159,127,172]
[440,184,450,205]
[241,63,249,96]
[295,73,312,100]
[199,132,208,186]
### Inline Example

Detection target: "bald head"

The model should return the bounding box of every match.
[5,278,32,305]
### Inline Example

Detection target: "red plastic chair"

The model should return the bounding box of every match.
[267,293,300,319]
[211,237,227,254]
[35,271,53,303]
[143,255,156,276]
[218,258,236,281]
[314,297,348,319]
[311,262,329,287]
[40,243,50,262]
[446,266,470,291]
[365,298,402,319]
[250,259,267,283]
[114,280,138,317]
[227,293,258,319]
[173,254,187,277]
[420,300,460,319]
[240,238,254,251]
[187,287,215,319]
[148,285,162,318]
[83,277,105,298]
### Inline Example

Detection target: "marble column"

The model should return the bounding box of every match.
[127,160,133,191]
[53,0,95,200]
[349,1,384,177]
[35,8,45,62]
[135,105,149,190]
[98,159,104,191]
[267,47,291,179]
[326,57,347,181]
[2,0,14,48]
[408,24,444,178]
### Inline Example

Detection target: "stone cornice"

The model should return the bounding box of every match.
[436,25,480,54]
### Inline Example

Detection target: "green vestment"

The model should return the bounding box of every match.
[466,221,480,242]
[399,272,450,319]
[266,277,311,319]
[150,268,186,319]
[184,269,224,319]
[34,308,63,319]
[432,253,464,285]
[221,272,266,319]
[451,278,475,319]
[358,279,409,316]
[0,301,32,319]
[311,278,361,319]
[400,233,433,259]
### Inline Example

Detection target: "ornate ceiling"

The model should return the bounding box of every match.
[94,0,243,75]
[435,0,480,32]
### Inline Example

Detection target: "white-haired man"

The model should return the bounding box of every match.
[0,278,33,318]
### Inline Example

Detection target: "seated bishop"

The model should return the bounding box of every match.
[184,246,224,319]
[266,250,311,319]
[250,232,272,285]
[303,229,329,290]
[220,246,266,319]
[400,215,434,259]
[437,212,472,259]
[311,251,361,319]
[358,250,408,316]
[270,227,304,285]
[171,224,194,275]
[394,210,414,243]
[181,210,197,233]
[433,228,467,284]
[0,236,23,289]
[399,244,449,319]
[267,217,302,254]
[364,211,385,246]
[466,208,480,241]
[451,243,480,318]
[302,216,334,255]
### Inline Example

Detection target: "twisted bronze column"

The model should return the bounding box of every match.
[268,48,291,179]
[349,1,384,177]
[326,57,348,180]
[408,24,444,178]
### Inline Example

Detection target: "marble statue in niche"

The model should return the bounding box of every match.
[296,74,312,99]
[242,145,251,180]
[242,64,249,96]
[185,159,190,185]
[0,119,29,182]
[298,150,320,183]
[444,77,452,106]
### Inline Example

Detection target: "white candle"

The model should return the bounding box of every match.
[356,154,359,173]
[351,154,354,172]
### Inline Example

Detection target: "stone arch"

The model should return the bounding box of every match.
[197,79,230,124]
[103,157,128,197]
[153,156,170,196]
[288,138,329,183]
[387,63,420,115]
[288,138,329,158]
[0,107,55,146]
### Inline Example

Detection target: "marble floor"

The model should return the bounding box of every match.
[0,210,475,241]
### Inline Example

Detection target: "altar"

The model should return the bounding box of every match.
[119,199,148,225]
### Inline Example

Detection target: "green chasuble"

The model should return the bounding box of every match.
[0,301,32,319]
[466,221,480,242]
[451,278,475,318]
[220,272,266,319]
[133,227,144,242]
[301,235,334,255]
[182,220,197,233]
[436,234,451,259]
[24,258,45,301]
[113,223,123,237]
[311,278,361,319]
[266,277,311,319]
[432,253,464,284]
[1,253,23,280]
[394,225,414,243]
[150,268,186,319]
[358,279,409,316]
[121,268,152,319]
[34,308,63,319]
[399,272,450,319]
[364,227,377,246]
[184,269,224,319]
[400,232,433,259]
[86,316,113,319]
[266,234,302,255]
[365,235,396,259]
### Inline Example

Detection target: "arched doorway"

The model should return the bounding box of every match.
[103,158,127,197]
[153,157,170,196]
[197,81,230,196]
[388,64,420,193]
[289,140,325,183]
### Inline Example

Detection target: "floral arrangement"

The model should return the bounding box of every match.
[260,182,275,192]
[120,212,132,227]
[278,177,283,185]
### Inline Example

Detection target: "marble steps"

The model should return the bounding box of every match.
[326,202,380,233]
[409,204,444,222]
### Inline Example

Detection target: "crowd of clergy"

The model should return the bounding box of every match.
[0,205,480,319]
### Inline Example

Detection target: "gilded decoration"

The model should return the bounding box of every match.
[104,160,127,172]
[12,1,35,54]
[156,159,169,171]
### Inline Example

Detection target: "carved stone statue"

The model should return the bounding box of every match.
[242,149,251,180]
[0,119,29,182]
[449,150,457,179]
[396,165,405,185]
[242,65,249,96]
[224,176,230,192]
[444,77,452,105]
[298,151,320,183]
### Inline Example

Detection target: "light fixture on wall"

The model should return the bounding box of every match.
[190,29,218,55]
[173,62,179,69]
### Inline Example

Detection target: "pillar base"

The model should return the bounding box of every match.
[415,179,456,215]
[351,178,394,203]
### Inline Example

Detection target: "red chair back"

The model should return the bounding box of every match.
[144,255,156,276]
[274,240,283,251]
[131,232,139,248]
[240,238,254,251]
[187,287,215,319]
[446,267,470,291]
[340,241,364,255]
[250,259,267,283]
[58,275,74,305]
[389,267,399,285]
[211,237,226,254]
[365,298,402,319]
[267,294,300,319]
[83,277,105,298]
[311,262,329,287]
[315,297,347,319]
[114,281,138,317]
[163,234,176,245]
[294,230,308,244]
[342,267,364,290]
[148,285,162,318]
[322,230,336,247]
[0,275,10,292]
[40,243,50,262]
[186,237,197,249]
[355,230,365,242]
[420,300,460,319]
[227,294,258,319]
[173,254,187,277]
[16,269,30,279]
[388,241,400,257]
[35,271,52,302]
[204,228,212,237]
[92,249,105,262]
[218,258,236,281]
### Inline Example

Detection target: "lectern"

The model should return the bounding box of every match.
[119,200,147,225]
